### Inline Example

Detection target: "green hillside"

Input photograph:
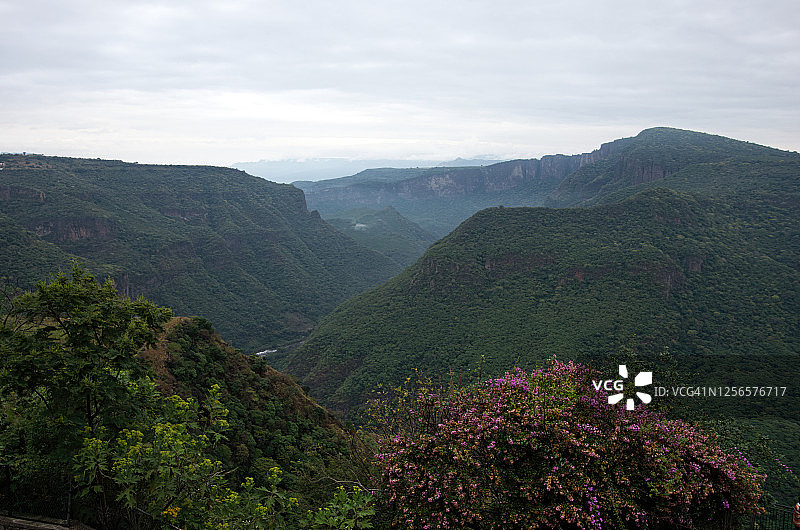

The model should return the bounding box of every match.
[143,316,366,511]
[0,154,401,351]
[283,186,800,414]
[324,206,438,267]
[0,212,105,287]
[283,178,800,504]
[0,267,373,526]
[546,127,797,207]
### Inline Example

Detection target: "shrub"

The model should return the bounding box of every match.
[374,360,764,529]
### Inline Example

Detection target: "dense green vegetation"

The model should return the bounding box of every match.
[1,268,785,528]
[3,128,799,524]
[0,212,104,288]
[0,154,402,351]
[546,127,796,207]
[284,188,800,412]
[0,267,375,528]
[283,141,800,505]
[150,316,371,511]
[324,207,438,267]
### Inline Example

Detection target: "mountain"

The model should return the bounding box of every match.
[0,154,402,351]
[280,138,800,417]
[546,127,795,207]
[297,157,582,236]
[298,128,799,236]
[232,157,504,183]
[324,206,438,267]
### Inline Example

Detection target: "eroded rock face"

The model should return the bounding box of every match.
[305,154,588,205]
[0,185,46,202]
[34,217,113,242]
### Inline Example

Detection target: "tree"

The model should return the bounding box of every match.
[0,264,171,521]
[1,263,171,438]
[73,383,300,529]
[0,265,373,528]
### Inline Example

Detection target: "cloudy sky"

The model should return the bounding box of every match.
[2,0,798,168]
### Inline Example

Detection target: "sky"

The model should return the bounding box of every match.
[2,0,799,169]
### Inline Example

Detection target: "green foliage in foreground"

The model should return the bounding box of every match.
[0,266,375,528]
[73,384,300,528]
[156,316,373,512]
[2,267,790,528]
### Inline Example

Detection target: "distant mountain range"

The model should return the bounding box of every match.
[296,128,794,236]
[232,157,504,184]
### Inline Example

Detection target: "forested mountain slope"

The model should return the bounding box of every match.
[0,267,373,526]
[283,184,800,416]
[142,316,365,510]
[324,206,438,267]
[0,154,401,350]
[546,127,797,206]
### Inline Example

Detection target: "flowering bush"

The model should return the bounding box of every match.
[375,360,764,529]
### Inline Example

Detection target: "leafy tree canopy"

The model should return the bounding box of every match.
[0,266,375,528]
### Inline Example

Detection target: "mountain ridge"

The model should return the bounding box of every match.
[298,127,798,236]
[324,206,438,267]
[0,154,402,351]
[547,127,795,206]
[234,157,504,183]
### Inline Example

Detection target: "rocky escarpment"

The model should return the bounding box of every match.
[304,128,796,226]
[301,153,608,235]
[33,217,114,242]
[301,138,642,210]
[304,154,587,205]
[578,136,634,166]
[392,155,587,198]
[299,136,647,236]
[0,185,46,202]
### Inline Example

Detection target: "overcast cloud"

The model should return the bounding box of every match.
[1,0,798,166]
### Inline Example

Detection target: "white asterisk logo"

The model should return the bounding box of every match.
[608,365,652,410]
